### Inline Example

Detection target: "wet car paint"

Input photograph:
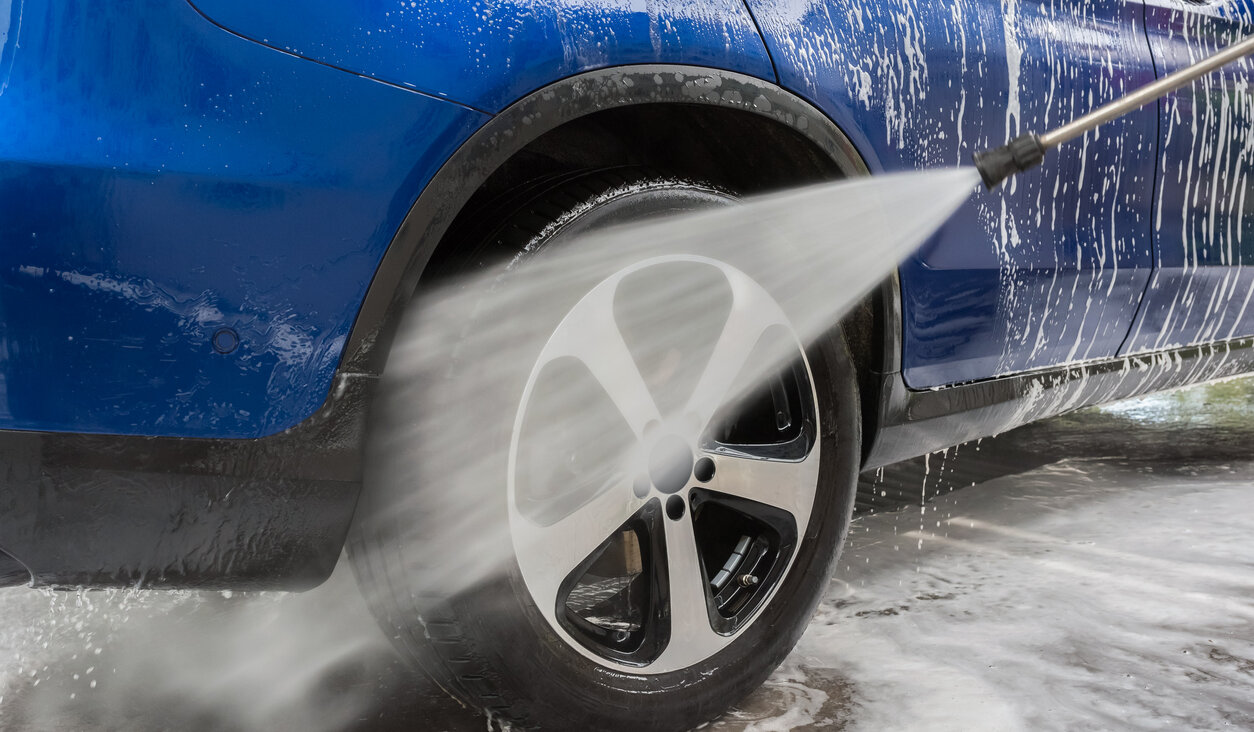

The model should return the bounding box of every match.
[0,0,485,437]
[186,0,777,113]
[1125,1,1254,353]
[743,0,1162,387]
[2,0,1252,438]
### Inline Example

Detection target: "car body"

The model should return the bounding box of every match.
[1,1,1252,723]
[0,0,1250,582]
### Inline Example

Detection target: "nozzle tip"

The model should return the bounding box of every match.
[972,134,1046,189]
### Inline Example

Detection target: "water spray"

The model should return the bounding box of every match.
[974,34,1254,189]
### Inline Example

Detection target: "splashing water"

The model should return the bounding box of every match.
[1,167,980,731]
[367,167,982,599]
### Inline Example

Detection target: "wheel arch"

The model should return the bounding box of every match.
[343,65,896,466]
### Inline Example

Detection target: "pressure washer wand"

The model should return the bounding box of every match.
[974,34,1254,189]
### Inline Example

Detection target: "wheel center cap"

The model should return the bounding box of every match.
[648,435,693,495]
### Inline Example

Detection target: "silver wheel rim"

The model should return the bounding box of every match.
[507,254,821,674]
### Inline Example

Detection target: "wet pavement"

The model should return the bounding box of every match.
[1,378,1252,731]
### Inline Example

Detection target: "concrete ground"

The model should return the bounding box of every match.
[1,378,1251,731]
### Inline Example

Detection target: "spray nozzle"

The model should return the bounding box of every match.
[972,134,1045,190]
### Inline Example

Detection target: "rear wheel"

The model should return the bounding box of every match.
[350,170,861,730]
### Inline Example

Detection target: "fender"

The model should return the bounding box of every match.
[341,64,872,377]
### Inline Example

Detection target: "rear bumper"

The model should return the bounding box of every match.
[0,374,372,590]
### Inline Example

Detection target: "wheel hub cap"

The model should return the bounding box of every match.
[648,435,692,495]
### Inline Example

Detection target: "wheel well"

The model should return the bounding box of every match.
[425,103,888,459]
[465,104,843,198]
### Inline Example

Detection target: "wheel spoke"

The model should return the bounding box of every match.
[683,288,791,436]
[538,284,661,438]
[701,450,820,523]
[653,513,727,669]
[512,477,641,608]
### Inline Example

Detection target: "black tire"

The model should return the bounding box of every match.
[349,169,861,731]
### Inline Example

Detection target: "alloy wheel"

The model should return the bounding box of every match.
[508,254,821,674]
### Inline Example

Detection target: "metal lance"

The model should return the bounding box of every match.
[974,34,1254,189]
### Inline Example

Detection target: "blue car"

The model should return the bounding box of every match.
[2,0,1252,728]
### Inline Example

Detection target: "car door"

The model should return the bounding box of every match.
[742,0,1158,387]
[1123,0,1254,353]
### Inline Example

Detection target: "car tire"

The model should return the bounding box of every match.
[349,169,861,731]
